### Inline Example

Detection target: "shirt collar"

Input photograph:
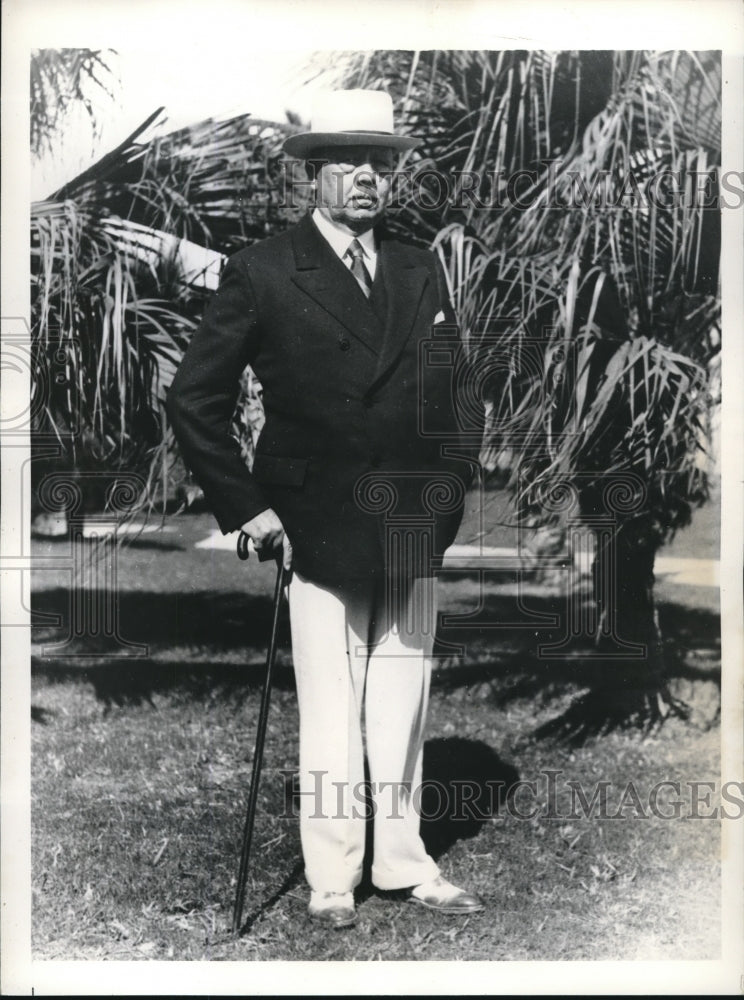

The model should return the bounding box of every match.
[312,208,376,261]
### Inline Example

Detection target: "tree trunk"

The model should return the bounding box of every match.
[590,514,688,726]
[536,509,690,743]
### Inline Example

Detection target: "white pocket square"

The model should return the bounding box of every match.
[433,310,446,324]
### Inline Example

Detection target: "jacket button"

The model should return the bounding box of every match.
[338,337,350,351]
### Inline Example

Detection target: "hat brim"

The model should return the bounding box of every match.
[283,130,421,159]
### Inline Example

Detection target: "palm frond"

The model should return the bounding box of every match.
[31,48,118,160]
[52,111,305,255]
[31,196,199,501]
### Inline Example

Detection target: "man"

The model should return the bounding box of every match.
[167,89,484,928]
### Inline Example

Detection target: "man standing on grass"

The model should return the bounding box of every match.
[167,89,484,928]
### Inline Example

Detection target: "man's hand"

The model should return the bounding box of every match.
[240,509,292,570]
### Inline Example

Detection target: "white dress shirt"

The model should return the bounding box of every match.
[311,208,378,280]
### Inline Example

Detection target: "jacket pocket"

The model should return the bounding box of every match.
[252,453,308,487]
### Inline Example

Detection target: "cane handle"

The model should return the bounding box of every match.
[237,531,254,561]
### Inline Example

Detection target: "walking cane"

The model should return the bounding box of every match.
[231,530,287,935]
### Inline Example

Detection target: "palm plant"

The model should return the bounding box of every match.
[31,51,306,516]
[341,50,720,731]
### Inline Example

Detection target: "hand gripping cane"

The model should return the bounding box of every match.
[232,530,287,935]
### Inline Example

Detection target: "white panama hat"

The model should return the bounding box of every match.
[283,89,420,159]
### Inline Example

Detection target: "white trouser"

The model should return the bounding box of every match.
[288,570,441,893]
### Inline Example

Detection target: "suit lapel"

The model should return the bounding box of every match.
[371,239,430,385]
[290,215,382,356]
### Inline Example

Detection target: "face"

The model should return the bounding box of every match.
[312,145,395,234]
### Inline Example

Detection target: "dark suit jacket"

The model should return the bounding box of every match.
[167,213,480,586]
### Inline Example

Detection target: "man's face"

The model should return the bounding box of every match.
[313,145,395,234]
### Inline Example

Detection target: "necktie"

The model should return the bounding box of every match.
[345,239,373,299]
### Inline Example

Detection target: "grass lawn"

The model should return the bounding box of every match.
[30,496,722,962]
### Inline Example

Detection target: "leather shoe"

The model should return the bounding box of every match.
[308,890,357,929]
[408,875,484,914]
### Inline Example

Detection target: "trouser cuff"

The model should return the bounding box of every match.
[371,858,440,892]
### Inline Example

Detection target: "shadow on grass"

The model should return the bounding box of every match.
[31,705,55,724]
[116,539,187,552]
[32,587,291,651]
[419,737,519,858]
[32,585,720,744]
[236,861,305,937]
[435,595,720,747]
[32,656,298,713]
